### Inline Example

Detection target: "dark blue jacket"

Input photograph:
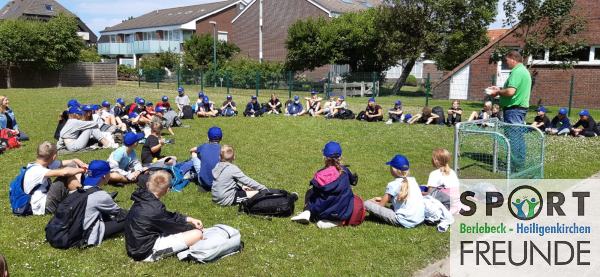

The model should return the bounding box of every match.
[307,166,355,222]
[287,102,303,115]
[550,116,571,131]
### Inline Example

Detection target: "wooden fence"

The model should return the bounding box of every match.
[0,62,117,88]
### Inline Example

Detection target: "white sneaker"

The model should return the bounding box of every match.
[316,220,341,229]
[104,143,119,149]
[291,210,311,224]
[386,119,393,125]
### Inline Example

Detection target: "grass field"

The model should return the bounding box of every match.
[1,85,599,276]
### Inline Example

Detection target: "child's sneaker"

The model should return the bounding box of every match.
[385,119,393,125]
[291,210,311,224]
[316,220,341,229]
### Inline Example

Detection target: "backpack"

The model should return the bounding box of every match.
[238,189,297,217]
[177,224,243,263]
[0,128,20,149]
[9,166,40,216]
[182,105,194,119]
[432,106,445,125]
[137,161,193,192]
[335,109,355,120]
[45,187,100,249]
[343,195,366,226]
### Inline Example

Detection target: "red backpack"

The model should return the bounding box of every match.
[0,129,21,149]
[343,195,366,226]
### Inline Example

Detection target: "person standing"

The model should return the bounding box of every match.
[489,50,532,172]
[489,50,532,124]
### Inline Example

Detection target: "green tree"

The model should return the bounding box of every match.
[377,0,498,93]
[79,46,102,62]
[0,20,41,88]
[43,13,84,71]
[493,0,587,68]
[285,10,398,74]
[182,34,240,70]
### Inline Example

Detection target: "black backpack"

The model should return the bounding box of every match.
[335,109,355,120]
[45,187,100,249]
[182,105,194,119]
[432,106,446,125]
[239,189,297,217]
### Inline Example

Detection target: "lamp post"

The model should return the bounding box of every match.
[209,21,217,88]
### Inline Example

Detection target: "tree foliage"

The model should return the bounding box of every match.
[182,34,240,70]
[377,0,498,93]
[80,46,102,62]
[0,13,85,87]
[494,0,587,68]
[205,57,284,89]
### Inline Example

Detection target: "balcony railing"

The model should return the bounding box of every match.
[98,40,182,55]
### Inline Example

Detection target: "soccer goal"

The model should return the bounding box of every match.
[453,118,545,179]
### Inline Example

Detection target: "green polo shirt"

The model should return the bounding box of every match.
[501,63,531,108]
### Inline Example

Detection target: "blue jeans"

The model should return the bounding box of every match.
[503,109,528,173]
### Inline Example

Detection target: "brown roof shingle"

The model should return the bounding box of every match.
[101,0,239,33]
[0,0,76,19]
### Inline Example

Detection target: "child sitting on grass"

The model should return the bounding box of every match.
[408,107,440,125]
[190,126,223,191]
[467,101,492,121]
[446,100,463,126]
[211,145,268,206]
[425,148,460,214]
[108,132,144,185]
[571,109,599,137]
[531,106,550,131]
[547,108,571,136]
[364,154,424,228]
[386,100,404,124]
[141,122,176,167]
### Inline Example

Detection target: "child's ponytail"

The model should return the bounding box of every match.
[432,148,452,176]
[397,176,410,202]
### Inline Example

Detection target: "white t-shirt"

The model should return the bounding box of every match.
[427,168,461,214]
[23,161,61,215]
[386,177,425,226]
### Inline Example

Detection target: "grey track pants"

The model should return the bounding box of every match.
[65,128,106,152]
[364,200,401,227]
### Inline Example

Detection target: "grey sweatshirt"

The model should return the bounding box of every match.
[60,119,99,139]
[211,162,267,206]
[82,187,124,245]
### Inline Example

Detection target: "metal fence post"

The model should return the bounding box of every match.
[177,66,180,89]
[288,71,293,99]
[568,74,575,117]
[372,72,377,98]
[326,72,331,99]
[200,70,204,92]
[138,72,141,88]
[226,72,230,95]
[156,70,159,89]
[425,73,431,107]
[255,71,260,97]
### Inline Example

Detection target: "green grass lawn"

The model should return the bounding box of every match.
[1,85,599,276]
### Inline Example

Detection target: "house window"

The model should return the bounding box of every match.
[549,47,591,62]
[531,49,546,61]
[593,47,600,61]
[45,4,53,11]
[218,31,228,42]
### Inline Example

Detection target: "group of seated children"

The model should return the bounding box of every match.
[534,107,599,137]
[54,95,181,153]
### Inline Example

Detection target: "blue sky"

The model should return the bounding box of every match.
[0,0,507,35]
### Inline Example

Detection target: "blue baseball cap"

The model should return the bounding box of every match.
[198,92,205,98]
[251,95,257,100]
[227,95,233,100]
[536,106,547,113]
[311,90,317,95]
[101,101,110,108]
[92,105,100,111]
[134,97,141,103]
[386,154,410,171]
[162,96,169,102]
[207,126,223,141]
[137,98,145,105]
[177,87,184,93]
[404,114,412,122]
[116,98,125,105]
[368,97,376,103]
[83,160,111,187]
[579,109,590,117]
[559,108,568,115]
[68,106,83,115]
[395,100,402,106]
[67,99,80,108]
[203,96,209,102]
[339,96,345,100]
[82,105,94,112]
[146,101,153,107]
[294,95,299,101]
[155,106,166,113]
[123,132,144,146]
[128,112,139,118]
[322,141,342,158]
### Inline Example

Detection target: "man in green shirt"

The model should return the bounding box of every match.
[489,50,532,125]
[489,50,532,173]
